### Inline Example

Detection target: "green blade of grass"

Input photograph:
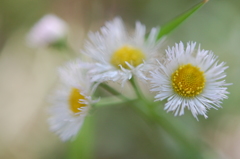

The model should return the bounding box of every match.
[156,0,208,40]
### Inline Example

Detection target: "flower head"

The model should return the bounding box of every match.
[26,14,68,48]
[48,60,95,141]
[149,42,230,119]
[82,17,164,86]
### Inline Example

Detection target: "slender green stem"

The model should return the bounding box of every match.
[129,101,155,124]
[99,83,130,101]
[68,116,95,159]
[151,110,202,158]
[100,80,202,158]
[129,77,149,104]
[93,96,137,108]
[98,82,152,123]
[129,77,202,158]
[129,77,158,120]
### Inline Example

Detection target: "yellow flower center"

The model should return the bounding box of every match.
[171,64,205,97]
[68,88,87,114]
[110,45,146,69]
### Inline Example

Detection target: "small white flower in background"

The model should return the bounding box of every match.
[149,41,230,119]
[48,60,96,141]
[82,17,164,86]
[26,14,68,48]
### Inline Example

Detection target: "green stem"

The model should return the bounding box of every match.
[98,82,153,124]
[93,96,137,108]
[129,78,202,158]
[151,109,202,158]
[99,83,130,101]
[130,77,159,119]
[129,77,149,104]
[67,115,95,159]
[100,80,202,158]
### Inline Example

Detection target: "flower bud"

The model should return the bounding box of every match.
[26,14,68,48]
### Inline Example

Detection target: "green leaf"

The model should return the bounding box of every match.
[67,115,95,159]
[156,0,208,40]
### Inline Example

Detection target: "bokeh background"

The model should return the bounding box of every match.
[0,0,240,158]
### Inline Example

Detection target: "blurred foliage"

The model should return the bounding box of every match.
[0,0,49,49]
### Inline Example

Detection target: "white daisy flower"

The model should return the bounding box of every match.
[26,14,68,48]
[48,60,95,141]
[149,41,230,119]
[82,17,164,86]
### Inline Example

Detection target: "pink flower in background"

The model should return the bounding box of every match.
[26,14,68,48]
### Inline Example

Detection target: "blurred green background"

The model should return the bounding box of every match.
[0,0,240,158]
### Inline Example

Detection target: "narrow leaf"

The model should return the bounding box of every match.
[156,0,208,40]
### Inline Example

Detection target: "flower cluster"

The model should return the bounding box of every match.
[28,16,230,141]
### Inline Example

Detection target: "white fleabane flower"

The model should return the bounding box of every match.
[26,14,68,48]
[48,60,95,141]
[82,17,164,86]
[149,42,230,119]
